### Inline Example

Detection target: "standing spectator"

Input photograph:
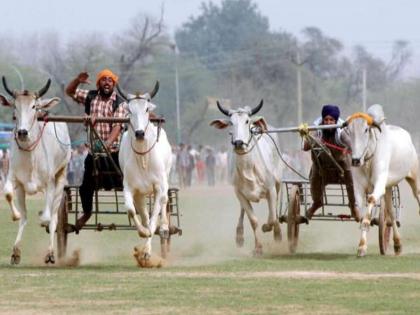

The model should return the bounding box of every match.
[216,146,228,184]
[195,144,206,185]
[178,143,190,187]
[186,145,196,186]
[205,147,216,186]
[169,144,178,186]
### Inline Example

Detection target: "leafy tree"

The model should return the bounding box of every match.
[175,0,269,68]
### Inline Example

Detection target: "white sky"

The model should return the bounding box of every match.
[2,0,420,70]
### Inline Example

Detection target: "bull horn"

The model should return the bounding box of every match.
[37,79,51,98]
[216,101,230,116]
[372,121,382,133]
[116,84,128,101]
[250,99,263,116]
[149,81,159,99]
[2,76,15,98]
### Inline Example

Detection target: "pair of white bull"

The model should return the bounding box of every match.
[0,78,171,265]
[212,101,420,257]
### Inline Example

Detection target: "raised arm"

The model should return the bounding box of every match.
[65,72,90,98]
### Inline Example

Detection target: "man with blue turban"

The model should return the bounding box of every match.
[301,104,361,222]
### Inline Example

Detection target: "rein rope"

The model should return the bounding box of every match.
[321,139,351,155]
[265,132,309,180]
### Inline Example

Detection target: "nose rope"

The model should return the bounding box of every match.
[363,128,378,162]
[15,121,47,152]
[14,111,47,152]
[232,126,260,156]
[130,120,161,155]
[353,127,377,163]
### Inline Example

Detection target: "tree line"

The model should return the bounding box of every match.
[0,0,418,149]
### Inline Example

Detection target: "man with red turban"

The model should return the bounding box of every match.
[65,69,127,231]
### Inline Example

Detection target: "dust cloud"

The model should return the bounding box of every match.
[14,180,420,268]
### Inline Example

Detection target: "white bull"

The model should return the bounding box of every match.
[344,104,420,257]
[0,76,71,264]
[210,100,283,256]
[117,82,172,265]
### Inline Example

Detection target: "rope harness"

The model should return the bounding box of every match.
[232,127,260,156]
[14,113,48,152]
[129,119,162,156]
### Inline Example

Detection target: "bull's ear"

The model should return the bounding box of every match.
[252,116,268,132]
[147,102,156,112]
[210,119,229,129]
[37,97,61,110]
[0,94,11,106]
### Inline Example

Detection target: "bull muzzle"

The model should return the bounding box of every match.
[135,130,145,140]
[352,158,361,167]
[232,140,244,149]
[17,129,28,140]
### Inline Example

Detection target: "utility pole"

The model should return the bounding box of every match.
[362,68,367,112]
[290,47,307,125]
[171,43,181,144]
[296,50,303,125]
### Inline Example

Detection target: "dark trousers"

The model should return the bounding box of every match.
[79,152,122,214]
[310,162,356,208]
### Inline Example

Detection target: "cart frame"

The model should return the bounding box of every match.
[39,115,182,259]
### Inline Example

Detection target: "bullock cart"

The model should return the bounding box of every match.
[257,124,401,254]
[39,115,182,259]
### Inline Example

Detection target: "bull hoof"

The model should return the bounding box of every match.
[45,253,55,264]
[11,254,20,265]
[137,226,151,238]
[362,218,371,227]
[261,223,273,233]
[357,247,367,258]
[11,213,21,221]
[39,211,51,227]
[394,243,402,256]
[10,247,21,265]
[40,218,50,227]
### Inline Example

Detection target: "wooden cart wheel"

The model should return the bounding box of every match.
[378,197,391,255]
[57,190,69,259]
[287,185,301,254]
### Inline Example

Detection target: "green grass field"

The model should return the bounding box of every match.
[0,184,420,314]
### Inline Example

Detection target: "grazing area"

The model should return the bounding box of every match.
[0,183,420,314]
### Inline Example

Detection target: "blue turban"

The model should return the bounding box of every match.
[321,104,340,121]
